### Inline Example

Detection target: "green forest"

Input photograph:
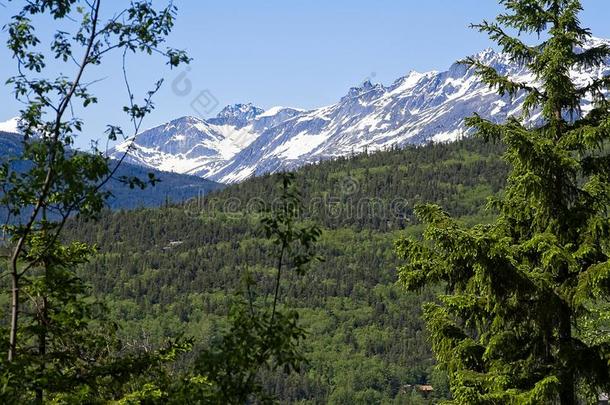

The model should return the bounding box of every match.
[1,0,610,403]
[66,138,506,403]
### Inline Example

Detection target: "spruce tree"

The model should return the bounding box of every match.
[396,1,610,403]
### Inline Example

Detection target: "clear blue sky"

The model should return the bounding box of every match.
[1,0,610,149]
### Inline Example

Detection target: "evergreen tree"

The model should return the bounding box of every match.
[397,1,610,403]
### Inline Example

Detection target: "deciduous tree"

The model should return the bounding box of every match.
[1,0,189,401]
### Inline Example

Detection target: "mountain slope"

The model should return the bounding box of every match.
[111,104,305,180]
[0,130,223,209]
[111,38,610,183]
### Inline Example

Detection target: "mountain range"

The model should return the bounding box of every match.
[3,38,609,185]
[104,37,610,184]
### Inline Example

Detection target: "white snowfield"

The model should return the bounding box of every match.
[0,117,20,134]
[102,37,608,184]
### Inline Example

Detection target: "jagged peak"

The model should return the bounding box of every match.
[216,103,264,120]
[342,80,386,101]
[470,47,499,62]
[361,80,374,89]
[471,36,610,60]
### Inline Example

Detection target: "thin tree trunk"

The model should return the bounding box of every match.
[35,207,49,404]
[35,295,48,404]
[558,303,574,405]
[553,104,574,405]
[6,0,101,362]
[8,272,18,362]
[270,243,285,324]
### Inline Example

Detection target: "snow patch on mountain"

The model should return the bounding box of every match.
[258,106,305,118]
[0,117,20,134]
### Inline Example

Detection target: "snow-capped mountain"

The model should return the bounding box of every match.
[110,38,610,184]
[111,104,304,179]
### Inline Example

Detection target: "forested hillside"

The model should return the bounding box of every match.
[68,138,508,403]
